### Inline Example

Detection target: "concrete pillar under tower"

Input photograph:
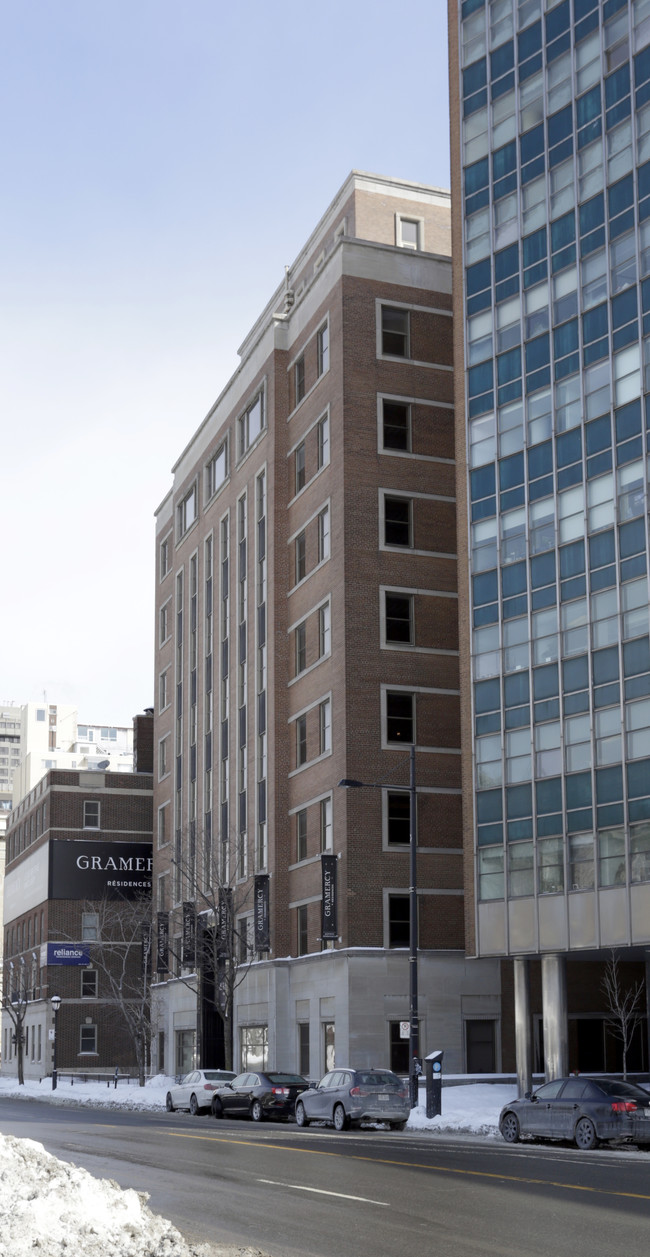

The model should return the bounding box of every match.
[513,956,532,1097]
[541,953,568,1081]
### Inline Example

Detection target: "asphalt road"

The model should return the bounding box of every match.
[1,1099,650,1257]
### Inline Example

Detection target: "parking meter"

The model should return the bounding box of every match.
[425,1050,444,1118]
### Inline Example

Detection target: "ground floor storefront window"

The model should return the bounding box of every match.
[240,1025,267,1071]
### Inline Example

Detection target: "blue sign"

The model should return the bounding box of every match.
[46,943,90,966]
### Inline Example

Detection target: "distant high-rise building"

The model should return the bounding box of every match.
[449,0,650,1086]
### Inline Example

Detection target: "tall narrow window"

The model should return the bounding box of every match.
[317,324,329,375]
[388,895,410,946]
[177,484,197,537]
[295,622,307,675]
[381,306,409,357]
[387,792,410,844]
[296,715,307,766]
[386,692,414,743]
[297,905,308,955]
[382,400,410,451]
[295,442,306,494]
[385,593,413,643]
[319,699,331,754]
[320,797,332,851]
[384,497,412,547]
[295,356,305,404]
[83,801,100,829]
[295,532,306,583]
[318,603,331,657]
[317,413,330,468]
[297,809,307,861]
[318,507,330,561]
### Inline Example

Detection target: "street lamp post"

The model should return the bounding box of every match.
[339,742,420,1110]
[50,995,61,1091]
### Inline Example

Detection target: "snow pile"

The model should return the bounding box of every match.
[408,1083,516,1136]
[0,1129,269,1257]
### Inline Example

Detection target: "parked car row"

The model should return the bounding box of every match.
[166,1066,410,1130]
[499,1076,650,1149]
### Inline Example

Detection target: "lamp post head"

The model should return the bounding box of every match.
[50,995,62,1014]
[338,778,365,788]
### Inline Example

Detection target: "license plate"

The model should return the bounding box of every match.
[378,1093,389,1101]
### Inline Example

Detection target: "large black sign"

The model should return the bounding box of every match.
[49,840,153,901]
[182,902,196,967]
[321,853,338,940]
[156,912,169,974]
[254,874,270,952]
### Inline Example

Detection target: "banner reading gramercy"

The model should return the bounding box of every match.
[156,912,169,974]
[254,874,270,952]
[321,853,338,940]
[48,840,153,900]
[182,902,196,967]
[141,922,152,981]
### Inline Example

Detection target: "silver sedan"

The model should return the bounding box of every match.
[166,1069,236,1115]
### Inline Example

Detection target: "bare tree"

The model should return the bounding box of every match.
[156,828,259,1070]
[601,951,645,1079]
[2,958,36,1085]
[78,893,153,1086]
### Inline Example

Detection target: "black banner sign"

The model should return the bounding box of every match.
[182,902,196,968]
[217,888,233,956]
[254,874,270,952]
[141,923,152,982]
[49,840,153,901]
[156,912,169,974]
[321,853,338,940]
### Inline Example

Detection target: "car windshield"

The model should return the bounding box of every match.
[266,1073,307,1085]
[203,1071,234,1080]
[356,1072,400,1087]
[590,1078,650,1100]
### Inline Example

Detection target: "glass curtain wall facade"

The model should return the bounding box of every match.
[451,0,650,962]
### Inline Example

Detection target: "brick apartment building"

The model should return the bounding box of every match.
[153,171,501,1081]
[1,714,153,1080]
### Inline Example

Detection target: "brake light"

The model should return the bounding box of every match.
[203,1083,214,1091]
[611,1101,637,1112]
[398,1088,409,1100]
[271,1086,289,1096]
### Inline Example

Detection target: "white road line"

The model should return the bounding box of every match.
[257,1178,389,1206]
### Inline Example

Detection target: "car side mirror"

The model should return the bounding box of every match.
[524,1091,532,1100]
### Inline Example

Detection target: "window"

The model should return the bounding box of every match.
[157,806,168,849]
[298,1023,310,1076]
[296,715,307,767]
[295,442,306,494]
[240,1024,268,1072]
[385,593,413,644]
[83,801,100,829]
[238,392,264,457]
[318,507,330,562]
[382,400,410,451]
[318,603,331,657]
[295,531,306,583]
[317,324,329,376]
[206,440,228,499]
[319,699,331,754]
[320,797,332,851]
[386,692,414,743]
[81,912,99,942]
[159,669,170,712]
[388,894,410,947]
[397,216,421,250]
[160,537,171,579]
[381,306,409,357]
[159,601,170,644]
[159,736,170,779]
[80,1025,97,1054]
[297,904,308,955]
[295,622,307,675]
[81,970,98,998]
[296,809,307,861]
[177,484,197,537]
[317,413,330,468]
[384,497,412,547]
[295,356,305,404]
[387,791,410,844]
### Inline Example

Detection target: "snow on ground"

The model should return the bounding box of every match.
[0,1073,516,1256]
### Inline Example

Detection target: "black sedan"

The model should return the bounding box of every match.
[210,1071,309,1122]
[499,1076,650,1149]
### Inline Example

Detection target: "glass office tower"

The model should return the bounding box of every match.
[449,0,650,1086]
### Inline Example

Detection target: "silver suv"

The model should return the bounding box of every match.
[295,1068,409,1131]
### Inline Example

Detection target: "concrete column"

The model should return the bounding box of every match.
[513,956,532,1097]
[541,953,568,1081]
[645,954,650,1072]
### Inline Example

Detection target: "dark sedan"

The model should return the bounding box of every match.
[210,1071,309,1122]
[499,1076,650,1149]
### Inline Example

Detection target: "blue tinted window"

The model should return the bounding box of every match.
[533,663,559,699]
[585,414,611,454]
[520,125,544,164]
[473,569,498,606]
[497,347,522,385]
[627,758,650,798]
[493,142,517,180]
[475,677,501,713]
[593,646,619,684]
[523,228,547,268]
[527,440,553,479]
[620,517,646,558]
[467,258,491,296]
[596,765,623,804]
[507,783,533,818]
[589,529,616,569]
[608,174,634,219]
[518,20,542,61]
[612,287,637,329]
[504,671,530,707]
[495,244,519,280]
[491,40,514,79]
[605,63,630,109]
[501,562,527,597]
[579,193,605,235]
[471,463,496,500]
[463,58,487,98]
[576,85,601,128]
[554,319,579,358]
[563,654,589,692]
[565,772,592,809]
[551,212,576,253]
[583,303,608,345]
[499,451,524,489]
[530,550,556,588]
[623,637,650,677]
[556,427,582,467]
[536,776,562,814]
[548,104,573,147]
[465,158,489,196]
[476,789,503,823]
[560,540,585,578]
[525,334,551,374]
[615,398,642,441]
[469,360,494,397]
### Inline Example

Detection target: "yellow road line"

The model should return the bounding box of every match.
[162,1131,650,1203]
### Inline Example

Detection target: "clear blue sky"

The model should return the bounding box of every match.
[1,0,451,727]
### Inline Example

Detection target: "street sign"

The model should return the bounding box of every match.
[399,1021,410,1039]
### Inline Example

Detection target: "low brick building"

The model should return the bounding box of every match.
[153,173,501,1080]
[2,714,153,1080]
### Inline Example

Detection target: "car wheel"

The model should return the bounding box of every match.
[212,1098,223,1119]
[500,1112,520,1144]
[295,1101,310,1128]
[574,1116,598,1151]
[189,1094,200,1116]
[390,1121,407,1131]
[251,1099,264,1123]
[166,1093,175,1112]
[333,1104,349,1132]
